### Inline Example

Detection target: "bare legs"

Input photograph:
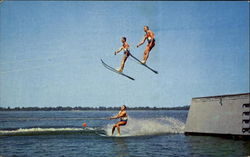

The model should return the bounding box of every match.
[112,125,121,135]
[112,125,117,135]
[118,54,129,72]
[112,121,126,136]
[142,43,155,64]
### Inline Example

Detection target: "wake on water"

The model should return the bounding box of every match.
[104,117,185,137]
[0,127,85,136]
[0,117,185,137]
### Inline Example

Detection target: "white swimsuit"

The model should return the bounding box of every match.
[119,111,128,121]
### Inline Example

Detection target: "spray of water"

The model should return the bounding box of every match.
[0,128,83,135]
[104,117,185,136]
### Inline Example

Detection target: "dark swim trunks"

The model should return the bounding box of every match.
[147,38,155,44]
[123,49,130,56]
[119,119,128,126]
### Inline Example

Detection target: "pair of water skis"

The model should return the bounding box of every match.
[101,53,158,81]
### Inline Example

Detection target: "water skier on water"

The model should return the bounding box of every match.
[110,105,128,136]
[136,26,155,64]
[114,37,130,73]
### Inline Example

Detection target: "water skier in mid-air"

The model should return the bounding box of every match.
[114,37,130,72]
[110,105,128,136]
[136,26,156,64]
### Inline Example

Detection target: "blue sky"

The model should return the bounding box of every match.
[0,1,249,107]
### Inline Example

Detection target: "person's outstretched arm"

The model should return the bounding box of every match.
[114,47,123,55]
[137,36,147,48]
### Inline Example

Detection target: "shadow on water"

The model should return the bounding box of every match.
[184,135,250,157]
[113,137,130,157]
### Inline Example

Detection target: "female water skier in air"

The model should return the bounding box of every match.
[136,26,155,64]
[114,37,130,72]
[110,105,128,136]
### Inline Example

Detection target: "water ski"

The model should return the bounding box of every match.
[101,59,135,81]
[129,53,158,74]
[98,133,127,137]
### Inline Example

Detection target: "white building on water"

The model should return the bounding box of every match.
[185,93,250,139]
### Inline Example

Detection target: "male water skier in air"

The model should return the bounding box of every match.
[114,37,130,72]
[136,26,155,64]
[110,105,128,136]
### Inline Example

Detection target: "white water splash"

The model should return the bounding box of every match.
[0,127,83,135]
[105,117,185,136]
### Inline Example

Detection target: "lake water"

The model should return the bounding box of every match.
[0,110,249,157]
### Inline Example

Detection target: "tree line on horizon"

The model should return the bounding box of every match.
[0,105,189,111]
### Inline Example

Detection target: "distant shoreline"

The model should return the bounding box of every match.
[0,106,189,111]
